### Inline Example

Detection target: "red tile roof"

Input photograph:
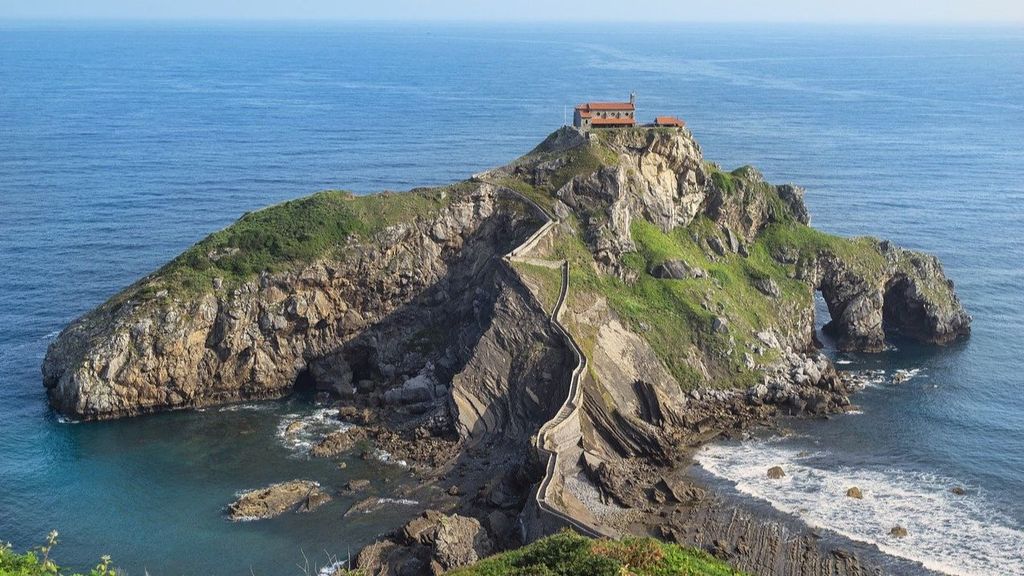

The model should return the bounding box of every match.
[576,102,636,112]
[654,116,685,127]
[590,117,636,126]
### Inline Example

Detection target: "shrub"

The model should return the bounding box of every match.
[0,532,115,576]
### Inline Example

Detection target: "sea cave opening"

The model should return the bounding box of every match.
[813,289,837,353]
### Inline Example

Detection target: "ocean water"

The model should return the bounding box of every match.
[1,22,1022,575]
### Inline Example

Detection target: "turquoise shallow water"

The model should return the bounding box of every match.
[1,22,1022,575]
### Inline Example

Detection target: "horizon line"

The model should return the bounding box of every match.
[2,17,1024,26]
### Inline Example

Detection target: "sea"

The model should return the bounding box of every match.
[1,22,1022,576]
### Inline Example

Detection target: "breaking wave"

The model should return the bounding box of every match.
[276,408,351,455]
[696,439,1024,576]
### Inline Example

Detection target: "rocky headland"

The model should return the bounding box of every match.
[43,126,969,575]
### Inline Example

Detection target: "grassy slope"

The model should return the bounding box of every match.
[450,530,744,576]
[133,186,459,299]
[510,261,563,316]
[525,158,888,392]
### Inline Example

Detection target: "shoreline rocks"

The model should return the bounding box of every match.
[227,480,330,521]
[309,428,367,458]
[355,510,493,575]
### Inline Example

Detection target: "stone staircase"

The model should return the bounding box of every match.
[497,184,612,540]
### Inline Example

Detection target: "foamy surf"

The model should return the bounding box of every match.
[372,449,409,468]
[276,408,351,455]
[217,402,275,413]
[318,560,348,576]
[696,439,1024,576]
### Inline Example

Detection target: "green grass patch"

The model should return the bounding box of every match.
[497,176,556,217]
[552,215,822,391]
[511,261,564,315]
[759,222,885,280]
[449,530,744,576]
[141,187,455,297]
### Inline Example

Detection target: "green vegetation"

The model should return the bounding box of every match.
[1,532,115,576]
[497,177,557,217]
[510,261,564,316]
[499,137,620,216]
[450,530,744,576]
[759,222,885,279]
[551,215,802,390]
[142,187,455,296]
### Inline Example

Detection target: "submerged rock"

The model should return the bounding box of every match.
[345,479,371,492]
[227,480,330,521]
[889,525,909,538]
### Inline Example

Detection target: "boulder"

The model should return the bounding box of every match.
[310,428,367,458]
[346,479,371,492]
[767,466,785,479]
[707,236,727,257]
[649,259,705,280]
[845,487,863,499]
[724,226,740,253]
[384,373,436,405]
[227,480,330,521]
[889,525,908,538]
[950,486,967,496]
[754,277,781,298]
[485,511,513,544]
[434,514,492,570]
[712,316,729,333]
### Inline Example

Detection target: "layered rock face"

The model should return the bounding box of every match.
[43,185,546,420]
[42,125,972,574]
[42,125,970,426]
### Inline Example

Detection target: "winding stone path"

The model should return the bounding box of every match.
[496,184,611,539]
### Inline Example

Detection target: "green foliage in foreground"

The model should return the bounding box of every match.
[140,187,456,297]
[449,530,745,576]
[0,532,115,576]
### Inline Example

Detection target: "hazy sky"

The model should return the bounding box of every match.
[2,0,1023,23]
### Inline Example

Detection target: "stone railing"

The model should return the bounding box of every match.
[497,185,611,540]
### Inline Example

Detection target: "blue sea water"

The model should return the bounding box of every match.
[1,22,1022,575]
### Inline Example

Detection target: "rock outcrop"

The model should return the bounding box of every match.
[227,480,330,521]
[43,185,546,421]
[809,241,971,351]
[42,125,971,575]
[354,510,493,575]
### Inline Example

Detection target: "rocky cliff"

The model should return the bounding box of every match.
[43,126,970,573]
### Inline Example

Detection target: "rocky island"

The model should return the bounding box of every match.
[43,126,969,575]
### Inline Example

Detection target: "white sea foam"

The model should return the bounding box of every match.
[372,449,408,468]
[218,402,275,413]
[891,368,922,385]
[276,408,351,455]
[318,560,347,576]
[696,440,1024,576]
[376,497,418,506]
